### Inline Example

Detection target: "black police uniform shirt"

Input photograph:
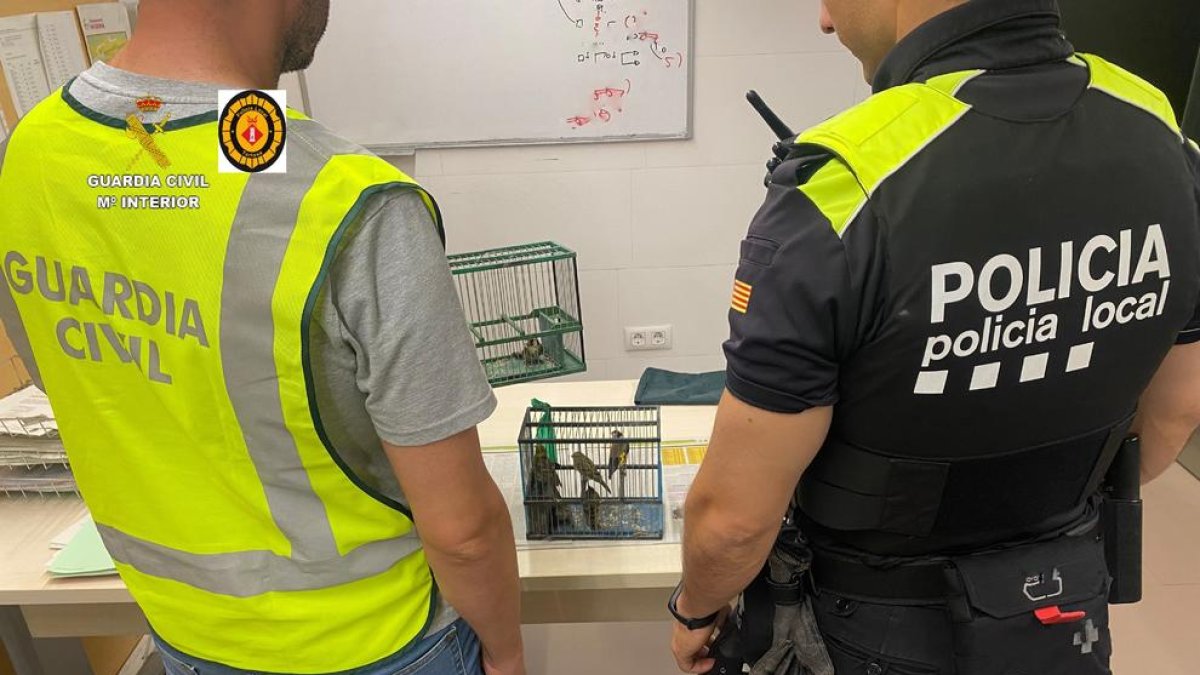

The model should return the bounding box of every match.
[724,0,1200,557]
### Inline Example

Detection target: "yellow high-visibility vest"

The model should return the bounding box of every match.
[793,53,1185,238]
[0,87,444,673]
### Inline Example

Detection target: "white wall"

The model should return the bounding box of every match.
[394,1,869,383]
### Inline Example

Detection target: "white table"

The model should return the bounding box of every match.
[0,380,715,674]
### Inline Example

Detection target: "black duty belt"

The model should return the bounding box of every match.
[810,550,952,603]
[798,416,1133,538]
[810,516,1104,604]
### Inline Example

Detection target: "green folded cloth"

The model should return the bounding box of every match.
[634,368,725,406]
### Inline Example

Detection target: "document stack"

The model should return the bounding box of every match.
[0,385,74,496]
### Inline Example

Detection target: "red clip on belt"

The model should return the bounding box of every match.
[1034,606,1087,625]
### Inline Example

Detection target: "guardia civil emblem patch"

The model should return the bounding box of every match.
[218,90,286,173]
[125,93,172,170]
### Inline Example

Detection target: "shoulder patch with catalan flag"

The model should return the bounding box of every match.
[731,279,753,314]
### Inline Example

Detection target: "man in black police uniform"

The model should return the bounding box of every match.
[671,0,1200,673]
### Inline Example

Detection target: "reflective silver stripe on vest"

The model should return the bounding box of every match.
[289,118,372,158]
[101,120,423,594]
[96,523,421,597]
[220,124,341,561]
[0,137,45,391]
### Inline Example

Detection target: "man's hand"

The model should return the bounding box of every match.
[671,599,730,674]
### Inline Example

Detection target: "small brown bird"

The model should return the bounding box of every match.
[583,485,602,530]
[516,338,544,366]
[530,444,562,499]
[606,429,630,478]
[572,450,611,494]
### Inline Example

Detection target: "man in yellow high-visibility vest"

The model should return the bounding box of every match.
[0,1,525,674]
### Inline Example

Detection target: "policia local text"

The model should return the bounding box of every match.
[3,252,210,384]
[923,223,1172,367]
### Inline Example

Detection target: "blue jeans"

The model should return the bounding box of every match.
[156,620,483,675]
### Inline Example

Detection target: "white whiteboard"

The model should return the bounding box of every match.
[303,0,692,151]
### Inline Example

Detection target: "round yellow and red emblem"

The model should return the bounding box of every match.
[219,90,286,173]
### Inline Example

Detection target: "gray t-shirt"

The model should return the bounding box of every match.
[2,62,496,634]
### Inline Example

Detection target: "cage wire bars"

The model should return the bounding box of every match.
[518,405,664,540]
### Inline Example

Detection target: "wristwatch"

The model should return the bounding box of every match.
[668,582,720,630]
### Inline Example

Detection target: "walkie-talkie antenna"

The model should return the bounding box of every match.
[746,90,795,141]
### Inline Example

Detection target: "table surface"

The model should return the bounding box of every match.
[0,380,716,606]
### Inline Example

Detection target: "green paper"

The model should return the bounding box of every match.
[48,516,116,578]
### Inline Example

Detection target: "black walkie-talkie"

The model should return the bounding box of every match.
[746,91,797,185]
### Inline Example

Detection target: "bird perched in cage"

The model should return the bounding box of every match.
[571,450,611,494]
[515,338,544,367]
[530,444,562,500]
[606,429,630,478]
[583,485,602,530]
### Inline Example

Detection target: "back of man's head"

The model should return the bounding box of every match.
[128,0,330,84]
[820,0,969,82]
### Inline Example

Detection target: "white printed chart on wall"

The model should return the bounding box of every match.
[303,0,692,151]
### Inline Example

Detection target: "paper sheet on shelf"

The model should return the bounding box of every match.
[50,515,87,550]
[0,386,57,438]
[0,386,64,475]
[0,14,52,118]
[37,11,90,91]
[0,445,69,466]
[75,3,131,65]
[0,465,75,495]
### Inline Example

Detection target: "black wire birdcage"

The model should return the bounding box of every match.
[448,242,586,387]
[518,406,663,540]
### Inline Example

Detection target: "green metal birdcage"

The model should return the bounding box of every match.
[448,242,586,387]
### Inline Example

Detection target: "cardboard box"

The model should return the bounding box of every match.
[0,641,16,675]
[84,636,143,675]
[0,320,31,397]
[0,636,142,675]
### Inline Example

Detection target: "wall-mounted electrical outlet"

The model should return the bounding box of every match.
[625,325,673,352]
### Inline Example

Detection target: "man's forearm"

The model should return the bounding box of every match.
[424,499,523,664]
[679,507,777,619]
[675,396,830,620]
